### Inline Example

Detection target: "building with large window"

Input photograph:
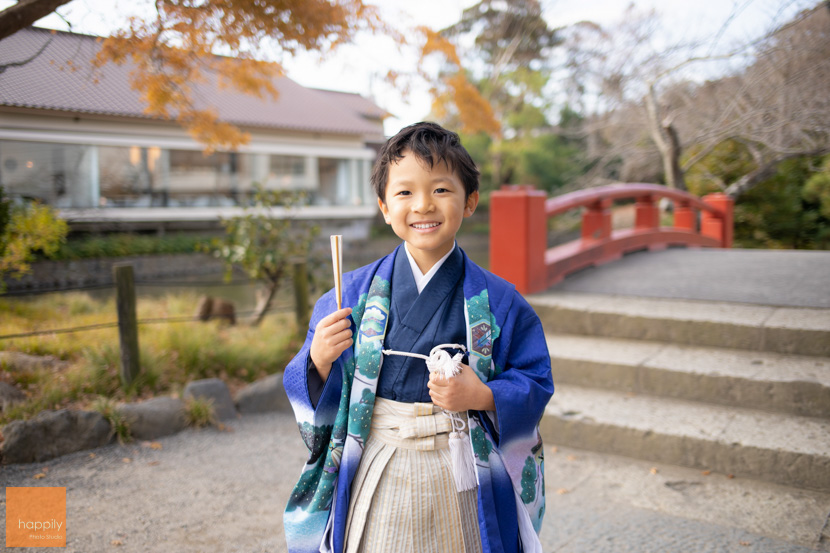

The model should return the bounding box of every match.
[0,27,387,235]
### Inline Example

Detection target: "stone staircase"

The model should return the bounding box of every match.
[529,292,830,492]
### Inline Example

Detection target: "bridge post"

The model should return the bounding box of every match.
[582,199,612,241]
[490,185,547,294]
[635,195,659,230]
[701,193,734,248]
[674,200,695,231]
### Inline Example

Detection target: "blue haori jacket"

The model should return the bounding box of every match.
[283,245,554,553]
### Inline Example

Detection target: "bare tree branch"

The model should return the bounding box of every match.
[725,147,830,198]
[0,31,52,74]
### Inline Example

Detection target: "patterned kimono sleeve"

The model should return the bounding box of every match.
[483,289,554,543]
[284,288,344,455]
[486,291,554,448]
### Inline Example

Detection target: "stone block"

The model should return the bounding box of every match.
[235,373,290,414]
[1,409,112,464]
[117,397,187,440]
[183,378,237,421]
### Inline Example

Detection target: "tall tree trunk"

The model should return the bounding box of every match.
[644,86,686,191]
[664,122,686,191]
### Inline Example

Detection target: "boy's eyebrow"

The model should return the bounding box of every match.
[389,176,457,187]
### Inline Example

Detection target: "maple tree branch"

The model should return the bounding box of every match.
[0,0,74,42]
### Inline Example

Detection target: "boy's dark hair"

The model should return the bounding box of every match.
[370,122,480,202]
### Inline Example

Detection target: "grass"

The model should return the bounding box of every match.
[0,291,301,426]
[184,396,217,428]
[91,396,131,443]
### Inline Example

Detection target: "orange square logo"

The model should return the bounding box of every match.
[5,487,67,547]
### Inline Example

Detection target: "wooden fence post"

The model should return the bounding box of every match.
[113,263,140,386]
[293,261,310,331]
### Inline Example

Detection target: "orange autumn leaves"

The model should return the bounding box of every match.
[94,0,381,152]
[92,1,498,150]
[419,27,502,137]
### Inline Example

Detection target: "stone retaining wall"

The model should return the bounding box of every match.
[5,254,228,293]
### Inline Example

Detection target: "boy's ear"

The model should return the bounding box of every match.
[377,197,391,224]
[464,191,480,218]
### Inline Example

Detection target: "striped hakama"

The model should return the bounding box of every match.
[344,397,483,553]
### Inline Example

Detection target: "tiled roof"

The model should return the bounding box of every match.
[0,27,385,137]
[314,88,390,121]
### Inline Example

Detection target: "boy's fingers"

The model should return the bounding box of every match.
[333,337,353,352]
[318,308,351,325]
[330,329,352,344]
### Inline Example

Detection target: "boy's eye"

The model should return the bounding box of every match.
[435,188,449,193]
[396,190,411,196]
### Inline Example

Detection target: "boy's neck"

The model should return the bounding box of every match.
[405,241,455,275]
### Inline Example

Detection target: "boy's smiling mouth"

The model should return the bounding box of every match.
[411,222,441,230]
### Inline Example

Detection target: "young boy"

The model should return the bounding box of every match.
[283,122,554,553]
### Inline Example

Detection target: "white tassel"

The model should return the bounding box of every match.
[449,425,478,492]
[425,345,477,492]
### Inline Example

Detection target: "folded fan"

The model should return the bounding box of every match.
[330,235,343,310]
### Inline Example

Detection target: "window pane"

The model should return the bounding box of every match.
[0,140,94,208]
[99,145,162,207]
[167,149,252,206]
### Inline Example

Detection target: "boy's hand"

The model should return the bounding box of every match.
[427,363,495,412]
[310,307,353,382]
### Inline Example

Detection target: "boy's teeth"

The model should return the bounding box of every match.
[412,223,439,229]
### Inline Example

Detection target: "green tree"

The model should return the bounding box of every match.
[203,185,319,326]
[803,156,830,221]
[516,133,585,193]
[733,156,830,250]
[461,108,585,192]
[684,141,830,250]
[0,188,68,292]
[684,139,755,197]
[424,0,562,187]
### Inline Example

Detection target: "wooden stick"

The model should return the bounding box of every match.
[330,235,343,310]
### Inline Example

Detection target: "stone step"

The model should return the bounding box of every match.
[529,292,830,357]
[540,384,830,492]
[547,334,830,419]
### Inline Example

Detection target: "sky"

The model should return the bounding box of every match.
[1,0,814,135]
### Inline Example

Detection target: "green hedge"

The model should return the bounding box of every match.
[47,233,213,260]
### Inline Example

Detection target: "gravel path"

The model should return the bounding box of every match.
[2,411,826,552]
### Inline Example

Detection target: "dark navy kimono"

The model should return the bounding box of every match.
[285,245,553,553]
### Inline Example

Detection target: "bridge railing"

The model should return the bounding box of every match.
[489,183,734,294]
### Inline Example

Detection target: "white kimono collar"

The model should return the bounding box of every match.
[403,242,457,294]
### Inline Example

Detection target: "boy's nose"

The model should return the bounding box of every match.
[412,194,434,213]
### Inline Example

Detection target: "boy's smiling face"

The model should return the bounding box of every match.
[378,150,479,273]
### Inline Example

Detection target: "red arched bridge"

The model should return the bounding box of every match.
[489,183,734,294]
